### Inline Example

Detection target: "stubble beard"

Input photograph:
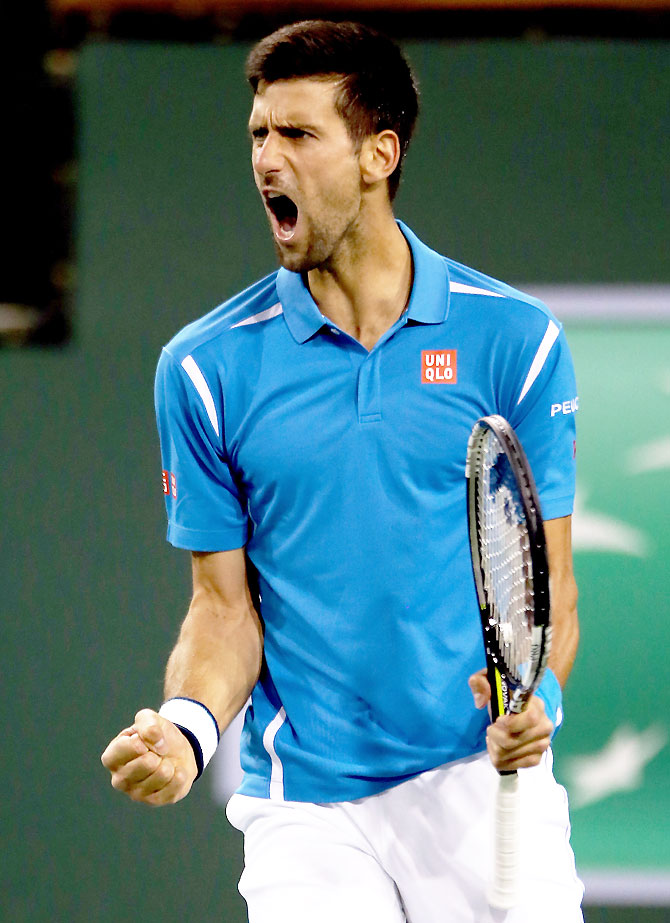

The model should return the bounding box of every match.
[273,225,332,274]
[273,204,361,275]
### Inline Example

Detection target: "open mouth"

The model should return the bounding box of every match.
[265,193,299,242]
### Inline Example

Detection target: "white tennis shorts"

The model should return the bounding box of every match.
[226,750,584,923]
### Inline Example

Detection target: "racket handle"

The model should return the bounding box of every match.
[488,771,521,910]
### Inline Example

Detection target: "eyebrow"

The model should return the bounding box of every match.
[247,120,319,137]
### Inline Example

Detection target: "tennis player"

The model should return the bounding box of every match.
[102,21,584,922]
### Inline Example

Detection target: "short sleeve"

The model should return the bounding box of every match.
[154,348,248,551]
[508,322,578,521]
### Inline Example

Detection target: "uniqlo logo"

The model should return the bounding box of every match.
[421,350,457,383]
[161,470,177,498]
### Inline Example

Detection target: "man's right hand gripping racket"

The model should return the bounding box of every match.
[465,415,552,910]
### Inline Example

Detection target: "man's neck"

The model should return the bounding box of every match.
[306,210,413,352]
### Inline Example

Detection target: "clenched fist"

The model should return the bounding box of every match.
[101,708,198,806]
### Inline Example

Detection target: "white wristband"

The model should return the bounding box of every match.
[158,698,220,776]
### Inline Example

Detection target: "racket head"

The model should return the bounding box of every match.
[466,415,551,719]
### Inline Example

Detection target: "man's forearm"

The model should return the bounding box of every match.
[548,577,579,689]
[164,592,264,734]
[544,517,580,690]
[100,587,262,806]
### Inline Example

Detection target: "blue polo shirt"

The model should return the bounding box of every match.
[155,222,578,803]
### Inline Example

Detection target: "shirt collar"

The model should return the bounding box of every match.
[399,221,450,325]
[275,262,325,344]
[277,220,450,345]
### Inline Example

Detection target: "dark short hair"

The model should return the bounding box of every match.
[246,20,419,200]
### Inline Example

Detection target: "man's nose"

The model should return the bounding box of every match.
[253,133,284,175]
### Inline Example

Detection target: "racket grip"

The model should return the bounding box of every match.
[488,771,521,910]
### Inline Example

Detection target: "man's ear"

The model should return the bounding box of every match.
[359,130,401,187]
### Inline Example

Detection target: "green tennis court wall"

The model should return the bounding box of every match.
[2,39,668,921]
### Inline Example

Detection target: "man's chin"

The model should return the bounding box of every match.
[274,242,314,274]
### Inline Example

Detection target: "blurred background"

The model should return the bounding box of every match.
[2,1,669,921]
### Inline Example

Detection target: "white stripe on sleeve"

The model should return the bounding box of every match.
[516,320,560,405]
[231,302,283,328]
[181,355,220,437]
[450,282,503,298]
[262,707,287,801]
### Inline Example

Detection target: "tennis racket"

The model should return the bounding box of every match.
[465,414,551,910]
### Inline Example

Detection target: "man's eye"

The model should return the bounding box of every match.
[250,128,310,145]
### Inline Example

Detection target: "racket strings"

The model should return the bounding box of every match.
[478,434,534,681]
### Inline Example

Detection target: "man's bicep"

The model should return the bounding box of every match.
[190,547,256,613]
